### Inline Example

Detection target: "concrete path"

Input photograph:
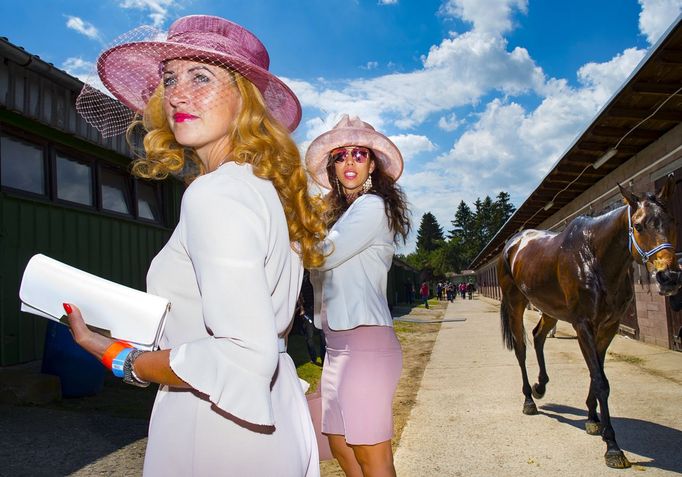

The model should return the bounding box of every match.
[394,296,682,477]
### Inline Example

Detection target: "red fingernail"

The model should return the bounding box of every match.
[63,303,73,314]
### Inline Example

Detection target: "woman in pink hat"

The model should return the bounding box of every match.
[65,15,326,476]
[306,115,410,477]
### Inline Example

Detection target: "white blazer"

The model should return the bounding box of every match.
[310,194,395,331]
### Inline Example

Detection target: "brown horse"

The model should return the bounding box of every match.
[498,174,680,469]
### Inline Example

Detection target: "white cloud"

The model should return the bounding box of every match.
[62,57,96,81]
[66,16,100,40]
[412,47,645,244]
[62,57,109,97]
[638,0,682,45]
[118,0,178,27]
[289,30,545,132]
[576,47,646,101]
[389,134,436,162]
[438,112,463,131]
[439,0,528,35]
[378,0,398,4]
[362,61,379,70]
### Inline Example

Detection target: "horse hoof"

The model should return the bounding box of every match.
[523,402,538,415]
[604,450,631,469]
[531,384,545,399]
[585,421,601,435]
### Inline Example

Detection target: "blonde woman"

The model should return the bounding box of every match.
[68,15,325,476]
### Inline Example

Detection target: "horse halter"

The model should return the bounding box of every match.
[627,205,674,264]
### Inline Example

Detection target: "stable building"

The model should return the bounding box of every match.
[0,37,183,367]
[470,16,682,351]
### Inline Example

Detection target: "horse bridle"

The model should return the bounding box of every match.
[627,205,674,264]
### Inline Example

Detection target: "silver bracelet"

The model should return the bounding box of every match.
[123,348,151,388]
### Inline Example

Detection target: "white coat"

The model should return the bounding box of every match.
[311,194,395,331]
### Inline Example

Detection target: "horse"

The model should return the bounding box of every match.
[498,174,680,469]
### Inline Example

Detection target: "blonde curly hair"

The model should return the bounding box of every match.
[127,71,327,268]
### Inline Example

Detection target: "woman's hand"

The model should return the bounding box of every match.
[63,303,186,387]
[63,303,115,361]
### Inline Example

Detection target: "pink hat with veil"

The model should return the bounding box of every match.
[305,115,404,189]
[76,15,302,136]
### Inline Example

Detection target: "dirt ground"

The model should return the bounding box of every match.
[0,301,445,476]
[320,302,444,476]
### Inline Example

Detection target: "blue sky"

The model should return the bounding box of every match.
[1,0,681,252]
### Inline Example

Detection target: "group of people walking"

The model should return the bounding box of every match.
[65,14,409,477]
[419,281,476,308]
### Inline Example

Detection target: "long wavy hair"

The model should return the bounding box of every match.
[324,151,410,244]
[126,70,327,268]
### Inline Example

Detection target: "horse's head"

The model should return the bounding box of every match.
[619,174,680,296]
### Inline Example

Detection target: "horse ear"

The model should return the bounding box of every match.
[656,173,676,205]
[618,182,640,207]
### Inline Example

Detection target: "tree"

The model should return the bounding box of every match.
[491,191,515,233]
[415,212,444,253]
[449,200,473,241]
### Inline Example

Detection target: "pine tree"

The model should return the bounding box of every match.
[491,191,515,232]
[416,212,444,253]
[449,200,473,241]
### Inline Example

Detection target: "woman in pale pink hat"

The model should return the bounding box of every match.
[306,115,410,477]
[66,15,326,476]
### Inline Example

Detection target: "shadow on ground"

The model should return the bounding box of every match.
[538,403,682,474]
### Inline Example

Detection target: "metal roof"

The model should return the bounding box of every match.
[0,36,140,157]
[470,15,682,270]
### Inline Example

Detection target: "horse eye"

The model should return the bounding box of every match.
[634,223,643,232]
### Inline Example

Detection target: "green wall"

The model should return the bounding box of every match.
[0,193,177,365]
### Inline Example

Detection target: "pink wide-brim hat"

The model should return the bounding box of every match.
[96,15,302,132]
[305,114,404,189]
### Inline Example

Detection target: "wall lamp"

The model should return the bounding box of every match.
[592,148,618,169]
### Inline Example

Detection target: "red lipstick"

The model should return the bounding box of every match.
[174,112,198,123]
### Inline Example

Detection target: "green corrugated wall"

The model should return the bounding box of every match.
[0,191,180,366]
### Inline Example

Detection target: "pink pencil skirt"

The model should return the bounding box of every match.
[321,325,402,445]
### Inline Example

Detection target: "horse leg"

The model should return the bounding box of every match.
[501,293,536,415]
[575,320,630,469]
[585,386,600,435]
[531,314,557,399]
[585,319,620,436]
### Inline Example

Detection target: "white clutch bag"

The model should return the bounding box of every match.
[19,254,170,351]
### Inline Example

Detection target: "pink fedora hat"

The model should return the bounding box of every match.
[305,115,404,189]
[94,15,301,132]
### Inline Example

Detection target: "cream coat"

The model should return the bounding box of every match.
[143,162,318,476]
[311,194,395,331]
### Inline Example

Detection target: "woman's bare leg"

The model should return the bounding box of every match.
[328,434,363,477]
[351,440,396,477]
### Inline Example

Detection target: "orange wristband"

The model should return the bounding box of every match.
[102,341,132,370]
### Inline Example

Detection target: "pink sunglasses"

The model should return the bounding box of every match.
[330,146,371,164]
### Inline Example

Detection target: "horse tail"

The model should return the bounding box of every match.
[498,246,518,351]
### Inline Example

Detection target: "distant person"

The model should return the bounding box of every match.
[296,295,320,364]
[298,273,326,364]
[420,282,430,309]
[467,282,475,300]
[306,115,410,477]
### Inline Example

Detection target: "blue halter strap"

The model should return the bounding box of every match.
[627,205,674,264]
